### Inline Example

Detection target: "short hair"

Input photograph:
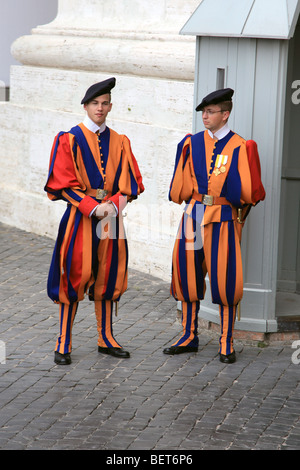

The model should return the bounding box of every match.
[218,100,233,113]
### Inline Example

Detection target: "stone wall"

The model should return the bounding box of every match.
[0,0,200,281]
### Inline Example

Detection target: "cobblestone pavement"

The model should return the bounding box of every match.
[0,222,299,452]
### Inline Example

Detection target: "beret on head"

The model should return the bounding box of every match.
[81,77,116,104]
[196,88,234,111]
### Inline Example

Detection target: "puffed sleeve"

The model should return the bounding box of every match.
[44,132,99,217]
[169,135,193,204]
[246,140,266,205]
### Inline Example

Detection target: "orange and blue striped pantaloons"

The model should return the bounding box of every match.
[173,302,236,355]
[55,299,121,353]
[95,300,121,348]
[171,215,242,354]
[48,207,128,305]
[172,301,199,348]
[55,302,78,354]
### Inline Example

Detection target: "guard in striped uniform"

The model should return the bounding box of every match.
[45,78,144,365]
[164,88,265,363]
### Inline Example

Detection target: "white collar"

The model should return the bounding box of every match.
[83,114,106,134]
[208,123,230,140]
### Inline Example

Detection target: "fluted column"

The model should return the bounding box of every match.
[11,0,196,80]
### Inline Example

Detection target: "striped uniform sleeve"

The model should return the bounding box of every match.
[246,140,266,205]
[233,139,266,226]
[44,132,99,217]
[108,135,144,213]
[169,134,193,204]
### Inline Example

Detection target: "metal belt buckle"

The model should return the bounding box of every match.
[96,189,108,200]
[202,194,214,206]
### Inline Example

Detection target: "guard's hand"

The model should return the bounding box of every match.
[94,202,116,220]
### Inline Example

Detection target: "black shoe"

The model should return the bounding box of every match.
[54,351,71,365]
[163,345,198,355]
[219,351,236,364]
[98,346,130,358]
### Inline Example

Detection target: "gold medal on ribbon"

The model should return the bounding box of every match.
[213,155,228,176]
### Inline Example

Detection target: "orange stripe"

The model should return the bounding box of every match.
[233,222,244,304]
[219,305,236,355]
[95,300,120,348]
[78,215,93,300]
[203,223,212,284]
[115,226,128,298]
[185,216,198,301]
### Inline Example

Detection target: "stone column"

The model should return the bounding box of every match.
[0,0,200,280]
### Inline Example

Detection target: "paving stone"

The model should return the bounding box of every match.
[0,222,299,451]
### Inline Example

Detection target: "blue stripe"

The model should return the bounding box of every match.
[178,217,189,300]
[98,127,110,170]
[210,223,222,304]
[64,188,84,203]
[105,238,119,299]
[226,221,236,305]
[193,218,205,299]
[47,205,72,301]
[226,146,242,207]
[70,125,104,189]
[129,167,138,196]
[190,132,207,194]
[112,154,122,194]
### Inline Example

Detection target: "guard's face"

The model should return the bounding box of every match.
[202,104,229,134]
[84,93,112,126]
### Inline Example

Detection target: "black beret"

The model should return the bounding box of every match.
[196,88,234,111]
[81,77,116,104]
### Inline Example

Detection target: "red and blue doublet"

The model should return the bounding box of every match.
[45,123,144,353]
[169,129,265,355]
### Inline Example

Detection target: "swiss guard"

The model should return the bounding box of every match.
[164,88,265,363]
[45,78,144,365]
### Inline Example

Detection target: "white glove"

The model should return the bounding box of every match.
[94,202,117,220]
